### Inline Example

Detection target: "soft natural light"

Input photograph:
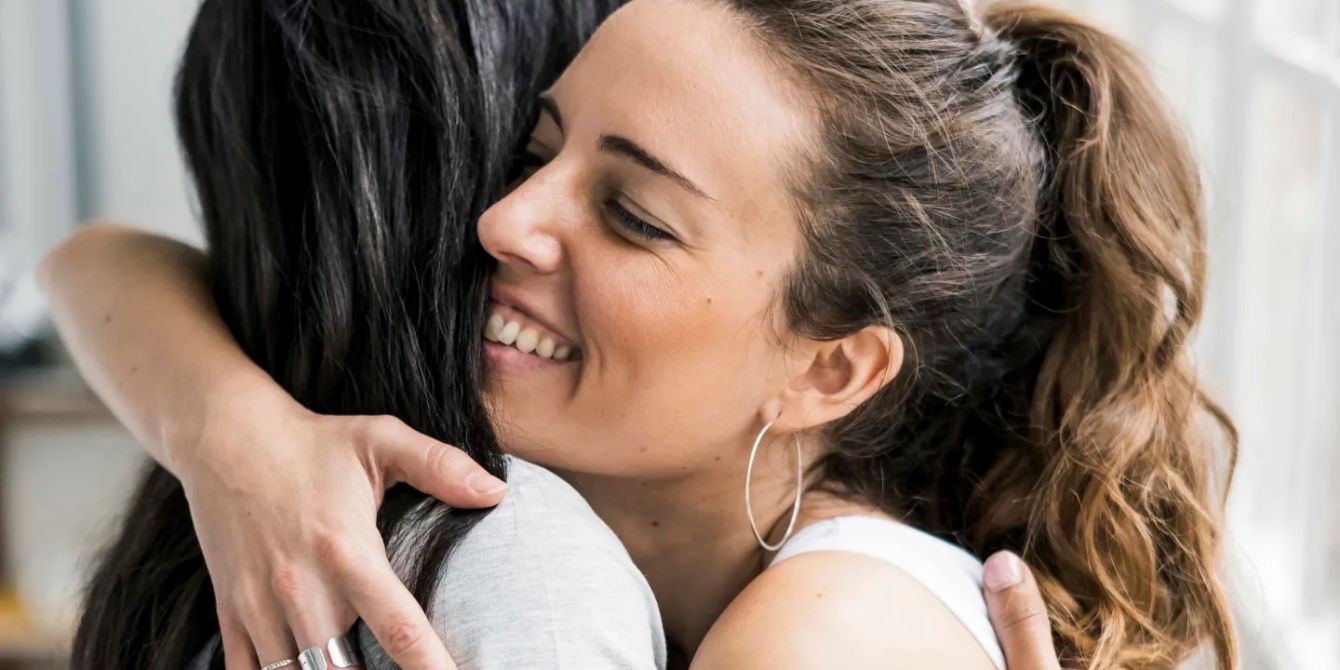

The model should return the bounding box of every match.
[1,0,1337,667]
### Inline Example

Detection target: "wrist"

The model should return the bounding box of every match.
[161,368,305,481]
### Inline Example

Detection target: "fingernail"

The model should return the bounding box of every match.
[467,471,508,495]
[984,551,1022,592]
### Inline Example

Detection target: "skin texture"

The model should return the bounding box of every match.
[696,552,995,669]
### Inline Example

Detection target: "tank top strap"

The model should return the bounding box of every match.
[769,516,1006,670]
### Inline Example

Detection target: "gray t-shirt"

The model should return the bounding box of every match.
[190,457,666,669]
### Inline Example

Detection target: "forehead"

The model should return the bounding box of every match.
[552,0,814,224]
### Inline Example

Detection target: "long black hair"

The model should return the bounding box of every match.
[71,1,622,667]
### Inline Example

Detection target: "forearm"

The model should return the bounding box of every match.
[37,222,295,476]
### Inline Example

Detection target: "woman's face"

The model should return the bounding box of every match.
[477,0,815,479]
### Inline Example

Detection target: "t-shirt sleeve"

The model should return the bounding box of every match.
[358,459,667,670]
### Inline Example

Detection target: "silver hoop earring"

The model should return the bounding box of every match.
[744,420,804,552]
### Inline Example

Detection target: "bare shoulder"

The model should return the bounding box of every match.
[691,551,996,670]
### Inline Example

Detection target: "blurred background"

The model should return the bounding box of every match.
[0,0,1336,668]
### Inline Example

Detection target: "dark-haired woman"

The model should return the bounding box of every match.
[44,1,1237,669]
[45,1,666,668]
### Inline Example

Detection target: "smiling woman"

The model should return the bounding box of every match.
[37,0,1235,669]
[476,0,1237,667]
[478,6,815,494]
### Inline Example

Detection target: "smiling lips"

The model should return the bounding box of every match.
[483,303,580,361]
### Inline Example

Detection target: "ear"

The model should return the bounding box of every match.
[766,326,904,433]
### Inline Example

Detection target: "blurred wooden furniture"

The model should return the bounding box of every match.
[0,587,62,670]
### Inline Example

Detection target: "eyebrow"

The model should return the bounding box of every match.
[537,93,713,202]
[598,135,712,201]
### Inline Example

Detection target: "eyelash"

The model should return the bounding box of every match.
[514,149,677,243]
[606,200,676,242]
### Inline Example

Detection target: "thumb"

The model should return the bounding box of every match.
[983,551,1062,670]
[370,417,508,508]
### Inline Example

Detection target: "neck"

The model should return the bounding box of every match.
[558,457,800,655]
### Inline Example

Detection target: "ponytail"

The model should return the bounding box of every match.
[983,4,1238,667]
[724,1,1238,667]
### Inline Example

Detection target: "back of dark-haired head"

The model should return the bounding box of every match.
[71,1,623,667]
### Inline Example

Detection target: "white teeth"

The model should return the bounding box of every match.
[516,328,539,354]
[484,314,505,341]
[498,320,521,345]
[484,311,577,361]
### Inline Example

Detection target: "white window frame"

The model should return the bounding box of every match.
[0,0,79,273]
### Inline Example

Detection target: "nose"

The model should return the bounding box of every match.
[478,174,566,275]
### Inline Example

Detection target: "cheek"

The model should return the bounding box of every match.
[594,268,699,360]
[493,244,793,477]
[586,258,750,367]
[578,260,779,423]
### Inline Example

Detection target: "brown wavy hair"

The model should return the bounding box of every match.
[722,1,1238,667]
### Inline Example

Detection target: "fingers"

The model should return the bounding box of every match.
[230,586,301,670]
[367,416,507,508]
[983,551,1062,670]
[219,611,260,670]
[335,547,457,670]
[274,569,354,665]
[198,412,468,670]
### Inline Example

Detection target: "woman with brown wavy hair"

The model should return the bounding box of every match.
[43,0,1235,668]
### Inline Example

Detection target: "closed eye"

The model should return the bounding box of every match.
[510,142,675,244]
[606,200,677,242]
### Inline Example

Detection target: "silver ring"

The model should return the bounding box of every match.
[298,636,360,670]
[260,660,295,670]
[298,647,327,670]
[327,635,360,668]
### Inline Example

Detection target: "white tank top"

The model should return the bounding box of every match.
[769,516,1006,670]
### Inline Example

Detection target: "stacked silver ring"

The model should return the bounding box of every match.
[260,660,295,670]
[297,635,360,670]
